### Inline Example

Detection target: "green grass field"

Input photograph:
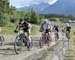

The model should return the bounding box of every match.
[0,24,41,35]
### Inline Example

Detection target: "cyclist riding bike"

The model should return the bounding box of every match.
[65,23,71,39]
[40,19,51,47]
[14,17,31,46]
[53,25,59,41]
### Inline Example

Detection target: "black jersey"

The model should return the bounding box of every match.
[66,26,71,33]
[19,21,29,32]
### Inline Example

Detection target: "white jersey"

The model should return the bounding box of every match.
[42,22,51,31]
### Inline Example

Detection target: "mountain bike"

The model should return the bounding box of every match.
[14,30,33,54]
[0,35,5,46]
[39,32,51,48]
[66,31,70,40]
[55,31,59,41]
[65,31,70,48]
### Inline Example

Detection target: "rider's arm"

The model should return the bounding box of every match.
[15,22,21,31]
[28,23,32,34]
[15,25,19,30]
[39,23,44,32]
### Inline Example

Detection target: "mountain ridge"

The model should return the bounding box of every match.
[16,0,75,15]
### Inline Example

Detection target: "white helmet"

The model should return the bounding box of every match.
[43,19,49,23]
[66,23,70,26]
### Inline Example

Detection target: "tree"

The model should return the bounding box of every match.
[30,9,42,24]
[0,0,10,26]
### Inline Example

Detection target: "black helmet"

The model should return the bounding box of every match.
[19,17,24,22]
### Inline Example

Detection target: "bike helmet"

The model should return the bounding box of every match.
[19,17,24,22]
[66,23,70,27]
[43,19,49,23]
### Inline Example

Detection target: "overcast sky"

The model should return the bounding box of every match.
[9,0,58,8]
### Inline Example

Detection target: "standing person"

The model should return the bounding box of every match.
[40,19,51,47]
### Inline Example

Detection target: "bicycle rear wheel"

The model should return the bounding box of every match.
[39,37,44,48]
[66,32,70,39]
[0,35,5,46]
[55,32,59,41]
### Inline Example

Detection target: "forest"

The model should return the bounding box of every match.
[0,0,75,27]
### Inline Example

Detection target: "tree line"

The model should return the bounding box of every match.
[0,0,43,26]
[0,0,75,26]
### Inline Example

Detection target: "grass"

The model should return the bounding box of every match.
[1,24,15,34]
[31,24,41,35]
[0,24,41,35]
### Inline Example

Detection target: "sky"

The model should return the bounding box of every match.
[9,0,58,8]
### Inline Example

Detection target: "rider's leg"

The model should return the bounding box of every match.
[27,29,32,43]
[42,31,45,44]
[27,32,29,38]
[48,32,51,40]
[57,32,59,39]
[45,32,50,47]
[23,32,27,46]
[22,30,31,47]
[44,33,47,44]
[47,32,51,46]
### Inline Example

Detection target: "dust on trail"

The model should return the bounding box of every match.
[65,31,75,60]
[0,32,56,60]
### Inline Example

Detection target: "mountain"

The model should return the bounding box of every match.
[16,3,49,12]
[41,0,75,15]
[16,0,75,15]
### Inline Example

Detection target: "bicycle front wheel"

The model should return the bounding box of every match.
[66,32,70,40]
[14,36,24,54]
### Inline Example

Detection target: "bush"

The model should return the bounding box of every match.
[0,15,7,26]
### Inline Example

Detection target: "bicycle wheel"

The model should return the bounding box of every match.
[26,40,30,51]
[39,37,44,48]
[14,36,24,54]
[66,32,70,40]
[0,35,5,46]
[66,32,70,48]
[26,39,33,51]
[30,40,33,48]
[55,32,58,41]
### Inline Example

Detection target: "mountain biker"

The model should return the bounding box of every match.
[14,17,31,45]
[53,25,59,40]
[15,17,29,32]
[65,23,71,33]
[64,23,71,39]
[40,19,51,46]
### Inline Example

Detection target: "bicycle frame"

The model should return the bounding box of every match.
[42,32,51,46]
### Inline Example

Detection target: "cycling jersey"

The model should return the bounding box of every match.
[19,21,29,32]
[40,22,51,33]
[66,26,71,33]
[53,25,59,32]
